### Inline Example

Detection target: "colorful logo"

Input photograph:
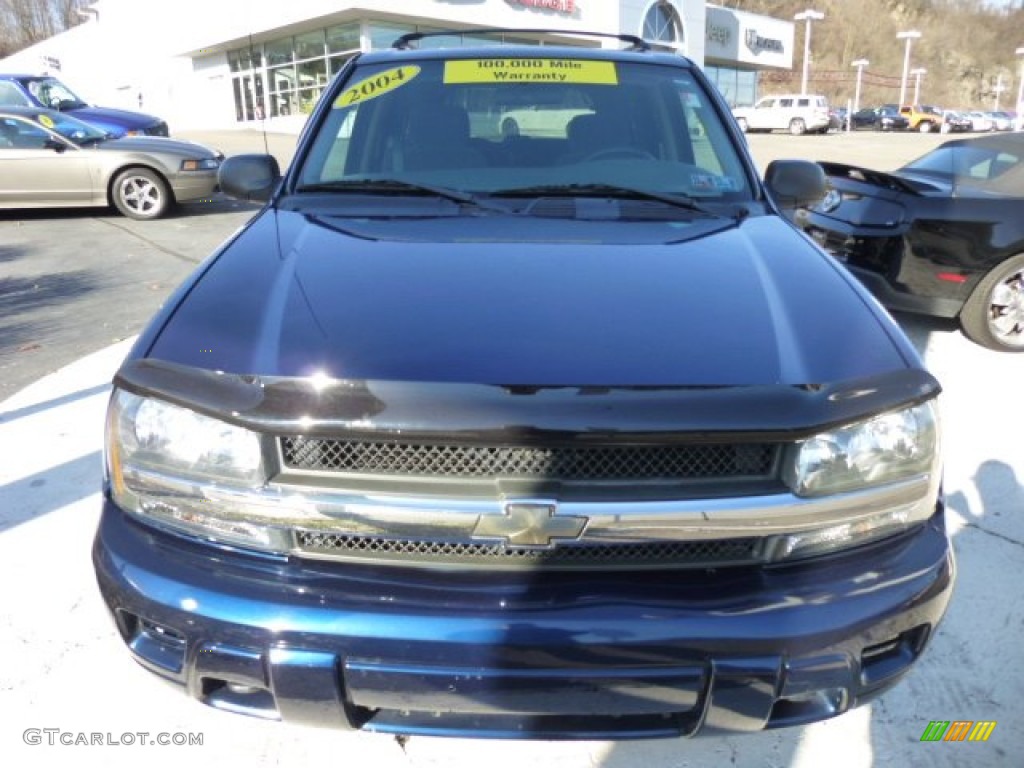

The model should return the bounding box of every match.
[920,721,996,742]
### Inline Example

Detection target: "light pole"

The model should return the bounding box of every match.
[794,10,825,95]
[1016,46,1024,131]
[910,67,927,104]
[993,73,1005,111]
[851,58,869,114]
[897,30,922,106]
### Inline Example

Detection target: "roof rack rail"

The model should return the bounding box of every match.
[392,28,649,52]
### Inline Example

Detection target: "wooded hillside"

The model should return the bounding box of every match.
[731,0,1024,110]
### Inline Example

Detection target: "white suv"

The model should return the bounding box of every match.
[732,94,830,135]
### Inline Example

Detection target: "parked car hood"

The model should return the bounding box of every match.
[67,104,162,131]
[144,209,913,387]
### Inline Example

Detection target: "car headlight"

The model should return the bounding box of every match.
[106,390,293,549]
[180,157,220,171]
[784,401,939,497]
[110,390,263,484]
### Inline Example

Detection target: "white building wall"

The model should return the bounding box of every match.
[1,0,778,132]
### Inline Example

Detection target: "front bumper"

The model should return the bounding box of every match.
[168,171,219,203]
[93,499,953,739]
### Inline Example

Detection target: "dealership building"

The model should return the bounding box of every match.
[0,0,794,132]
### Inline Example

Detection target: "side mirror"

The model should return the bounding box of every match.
[43,138,67,153]
[764,159,827,210]
[218,154,281,203]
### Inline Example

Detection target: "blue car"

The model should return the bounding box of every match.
[0,74,168,137]
[93,30,953,740]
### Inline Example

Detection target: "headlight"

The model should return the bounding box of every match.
[111,390,263,484]
[784,401,939,497]
[107,390,287,549]
[180,157,220,171]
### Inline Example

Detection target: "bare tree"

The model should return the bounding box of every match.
[0,0,89,59]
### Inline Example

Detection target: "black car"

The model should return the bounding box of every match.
[851,106,909,131]
[801,132,1024,351]
[93,31,952,739]
[941,110,972,133]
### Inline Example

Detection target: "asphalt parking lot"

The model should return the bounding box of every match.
[1,129,1022,767]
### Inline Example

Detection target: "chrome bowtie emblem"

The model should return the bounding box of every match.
[472,503,587,548]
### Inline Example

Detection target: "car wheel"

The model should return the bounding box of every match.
[111,167,172,220]
[500,117,520,138]
[789,118,806,136]
[918,121,933,133]
[736,117,749,133]
[960,253,1024,352]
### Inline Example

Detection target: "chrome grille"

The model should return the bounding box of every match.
[280,438,777,481]
[295,530,761,569]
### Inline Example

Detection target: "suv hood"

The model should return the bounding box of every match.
[67,105,162,132]
[145,209,913,387]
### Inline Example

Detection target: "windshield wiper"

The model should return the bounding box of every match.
[296,178,505,212]
[490,183,729,218]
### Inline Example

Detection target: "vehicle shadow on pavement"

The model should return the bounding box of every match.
[0,382,111,425]
[0,451,102,533]
[0,243,22,263]
[0,270,102,361]
[890,311,961,357]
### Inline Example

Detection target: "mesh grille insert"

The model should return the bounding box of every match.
[295,530,761,569]
[281,438,777,481]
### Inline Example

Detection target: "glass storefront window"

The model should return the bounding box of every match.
[296,30,326,61]
[229,20,588,123]
[297,58,328,89]
[265,38,293,66]
[268,63,297,94]
[368,22,411,50]
[297,87,322,115]
[327,23,360,54]
[229,48,262,73]
[705,66,757,108]
[271,90,296,118]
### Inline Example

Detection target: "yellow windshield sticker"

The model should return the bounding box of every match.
[444,59,618,85]
[334,66,421,108]
[38,113,55,128]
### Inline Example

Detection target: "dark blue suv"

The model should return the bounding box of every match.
[93,31,953,739]
[0,74,168,137]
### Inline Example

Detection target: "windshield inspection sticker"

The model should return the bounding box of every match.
[335,66,421,108]
[444,59,618,85]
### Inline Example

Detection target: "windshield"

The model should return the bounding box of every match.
[25,77,87,110]
[0,111,109,148]
[901,141,1022,194]
[296,57,751,204]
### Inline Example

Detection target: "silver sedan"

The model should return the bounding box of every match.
[0,106,221,219]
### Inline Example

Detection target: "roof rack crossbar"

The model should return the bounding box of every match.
[392,28,649,52]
